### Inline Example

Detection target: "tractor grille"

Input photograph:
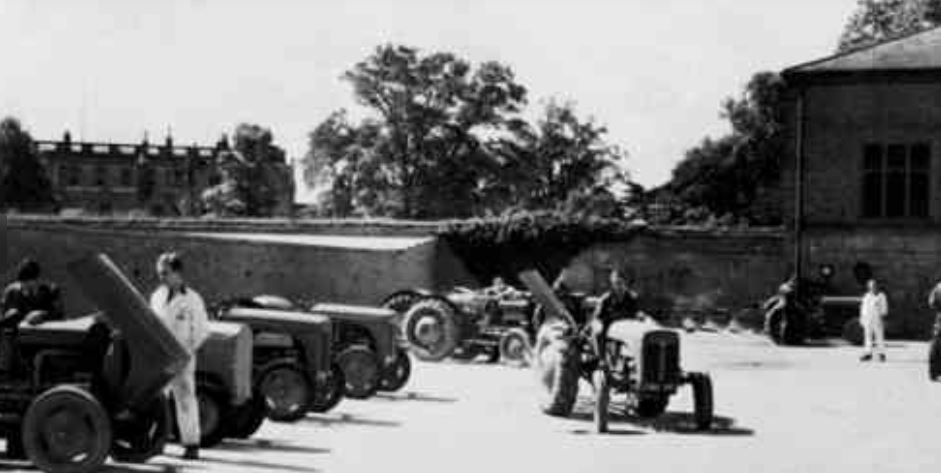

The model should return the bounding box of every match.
[641,331,680,385]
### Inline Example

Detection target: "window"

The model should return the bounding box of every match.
[860,143,931,219]
[120,167,133,187]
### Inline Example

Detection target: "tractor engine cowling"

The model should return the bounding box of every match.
[639,330,682,391]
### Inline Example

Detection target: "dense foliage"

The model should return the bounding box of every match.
[202,123,293,217]
[302,44,632,220]
[440,211,646,284]
[0,117,55,211]
[837,0,941,52]
[650,72,786,227]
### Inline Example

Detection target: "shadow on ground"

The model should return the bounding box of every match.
[372,391,458,403]
[214,438,330,455]
[302,411,401,428]
[568,400,754,437]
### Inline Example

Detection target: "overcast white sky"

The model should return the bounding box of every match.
[0,0,857,202]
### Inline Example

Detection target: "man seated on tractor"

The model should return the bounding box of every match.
[588,269,640,363]
[0,259,65,372]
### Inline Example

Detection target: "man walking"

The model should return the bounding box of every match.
[150,252,210,460]
[859,278,888,362]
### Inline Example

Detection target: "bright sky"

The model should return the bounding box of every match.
[0,0,857,202]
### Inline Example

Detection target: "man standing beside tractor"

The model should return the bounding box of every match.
[150,252,210,460]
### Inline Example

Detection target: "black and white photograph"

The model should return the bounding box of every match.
[2,1,941,472]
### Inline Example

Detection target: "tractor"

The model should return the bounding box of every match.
[519,270,714,434]
[382,287,536,365]
[1,253,191,473]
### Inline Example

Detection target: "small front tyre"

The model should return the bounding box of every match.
[592,369,609,434]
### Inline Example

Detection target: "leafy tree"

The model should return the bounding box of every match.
[201,124,293,217]
[304,45,633,220]
[0,117,55,210]
[655,72,786,226]
[837,0,941,51]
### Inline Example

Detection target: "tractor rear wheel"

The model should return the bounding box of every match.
[337,345,381,399]
[226,390,267,439]
[842,319,864,346]
[689,372,714,431]
[403,299,460,361]
[111,393,171,463]
[534,322,579,417]
[929,337,941,381]
[196,382,231,448]
[22,385,112,473]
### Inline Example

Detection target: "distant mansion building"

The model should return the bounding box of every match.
[35,131,293,216]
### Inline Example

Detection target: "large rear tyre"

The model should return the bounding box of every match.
[929,337,941,381]
[534,322,579,417]
[22,385,112,473]
[592,369,609,434]
[382,292,423,316]
[689,372,714,431]
[402,299,460,361]
[842,319,864,346]
[379,350,412,392]
[111,393,171,463]
[195,382,231,448]
[337,345,381,399]
[226,391,267,439]
[258,363,312,422]
[308,364,344,413]
[499,328,533,367]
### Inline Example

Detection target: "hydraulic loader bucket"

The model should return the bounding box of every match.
[518,270,577,327]
[66,253,190,408]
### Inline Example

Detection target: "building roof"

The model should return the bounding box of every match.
[785,25,941,75]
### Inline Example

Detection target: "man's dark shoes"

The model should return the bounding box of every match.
[183,446,199,460]
[859,354,872,362]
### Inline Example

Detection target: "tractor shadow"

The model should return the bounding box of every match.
[215,438,331,455]
[302,411,401,428]
[569,400,754,436]
[372,391,458,404]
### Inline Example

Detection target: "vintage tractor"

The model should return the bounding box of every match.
[222,295,411,403]
[174,321,254,448]
[215,305,340,422]
[519,270,714,434]
[1,253,191,473]
[382,287,536,365]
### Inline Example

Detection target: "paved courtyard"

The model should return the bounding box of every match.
[2,331,939,473]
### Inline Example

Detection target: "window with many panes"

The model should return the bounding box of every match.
[861,143,930,219]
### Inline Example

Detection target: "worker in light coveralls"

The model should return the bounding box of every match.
[150,252,210,460]
[859,278,888,362]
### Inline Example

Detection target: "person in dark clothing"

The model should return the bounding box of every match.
[589,269,640,360]
[1,259,64,328]
[0,259,65,373]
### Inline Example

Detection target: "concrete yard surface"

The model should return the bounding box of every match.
[1,332,939,472]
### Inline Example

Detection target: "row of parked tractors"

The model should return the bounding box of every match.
[2,254,413,473]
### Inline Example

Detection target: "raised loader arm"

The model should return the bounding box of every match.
[517,270,577,328]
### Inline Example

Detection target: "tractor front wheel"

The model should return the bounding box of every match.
[22,385,112,473]
[534,322,579,417]
[337,345,381,399]
[379,350,412,392]
[308,364,344,413]
[258,363,312,422]
[592,369,609,434]
[499,328,533,367]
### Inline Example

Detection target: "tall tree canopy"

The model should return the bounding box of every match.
[303,44,631,220]
[655,72,786,226]
[837,0,941,51]
[202,123,293,217]
[0,117,55,210]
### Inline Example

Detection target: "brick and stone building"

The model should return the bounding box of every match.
[35,131,294,217]
[781,26,941,336]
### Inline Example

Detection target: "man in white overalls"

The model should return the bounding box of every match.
[150,252,210,460]
[859,278,888,362]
